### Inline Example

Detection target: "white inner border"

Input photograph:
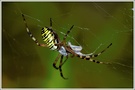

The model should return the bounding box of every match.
[0,0,134,90]
[1,0,134,2]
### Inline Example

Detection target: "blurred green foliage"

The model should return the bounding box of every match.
[2,2,133,88]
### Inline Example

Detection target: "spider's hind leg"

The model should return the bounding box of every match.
[22,14,47,47]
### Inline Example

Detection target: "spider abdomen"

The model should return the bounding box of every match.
[41,27,57,50]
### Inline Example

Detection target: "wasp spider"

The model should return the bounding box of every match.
[22,14,112,79]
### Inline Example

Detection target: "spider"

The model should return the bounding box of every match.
[22,14,112,79]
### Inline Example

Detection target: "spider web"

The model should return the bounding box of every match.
[2,2,133,88]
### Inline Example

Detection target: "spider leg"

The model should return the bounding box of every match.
[53,53,61,69]
[77,43,112,64]
[59,55,68,79]
[90,43,112,58]
[53,54,68,79]
[50,18,52,27]
[22,14,47,47]
[60,55,68,67]
[63,25,74,41]
[77,54,110,64]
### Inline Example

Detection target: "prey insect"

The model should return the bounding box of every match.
[22,14,112,79]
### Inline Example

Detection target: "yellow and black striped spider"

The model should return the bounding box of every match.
[22,14,112,79]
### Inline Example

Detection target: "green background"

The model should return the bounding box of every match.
[2,2,133,88]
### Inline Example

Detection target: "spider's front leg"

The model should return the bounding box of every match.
[53,54,68,79]
[77,43,112,64]
[53,53,61,69]
[59,55,68,79]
